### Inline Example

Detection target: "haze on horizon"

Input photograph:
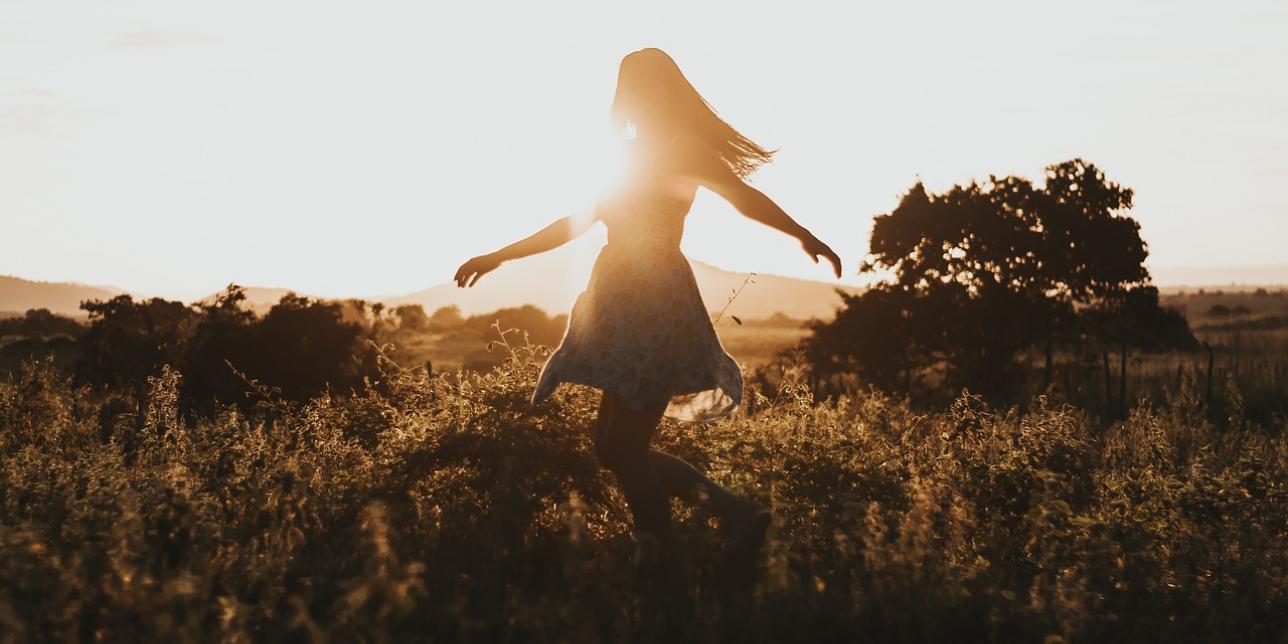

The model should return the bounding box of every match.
[2,0,1286,302]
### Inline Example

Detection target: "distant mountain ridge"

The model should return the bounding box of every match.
[2,256,858,321]
[0,276,124,317]
[8,261,1287,321]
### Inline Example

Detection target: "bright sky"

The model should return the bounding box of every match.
[2,0,1285,301]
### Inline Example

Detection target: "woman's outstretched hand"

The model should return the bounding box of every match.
[801,233,843,279]
[454,254,501,288]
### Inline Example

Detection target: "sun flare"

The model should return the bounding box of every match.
[569,127,633,230]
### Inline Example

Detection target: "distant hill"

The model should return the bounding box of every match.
[689,260,859,320]
[0,276,124,317]
[385,251,859,320]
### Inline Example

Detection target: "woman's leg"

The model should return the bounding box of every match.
[594,392,672,539]
[646,450,763,527]
[594,391,769,586]
[595,392,762,532]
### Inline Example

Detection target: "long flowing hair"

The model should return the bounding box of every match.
[609,48,773,178]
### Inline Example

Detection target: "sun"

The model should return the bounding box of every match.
[568,126,634,231]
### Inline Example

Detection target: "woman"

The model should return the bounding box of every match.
[454,49,842,573]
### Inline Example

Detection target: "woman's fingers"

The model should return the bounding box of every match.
[456,258,479,288]
[817,253,840,278]
[804,240,843,278]
[456,259,480,284]
[455,255,501,288]
[455,261,491,288]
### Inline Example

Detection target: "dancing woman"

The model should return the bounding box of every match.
[455,48,842,573]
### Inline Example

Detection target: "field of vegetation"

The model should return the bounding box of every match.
[3,156,1287,639]
[3,330,1286,642]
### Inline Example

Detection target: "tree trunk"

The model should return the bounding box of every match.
[1102,350,1112,420]
[1119,343,1128,420]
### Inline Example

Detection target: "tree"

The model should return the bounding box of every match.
[460,305,567,347]
[806,159,1182,403]
[427,305,464,331]
[244,294,376,401]
[851,175,1054,399]
[183,284,257,410]
[802,287,923,394]
[396,304,433,332]
[76,295,197,394]
[1030,160,1147,386]
[0,308,84,340]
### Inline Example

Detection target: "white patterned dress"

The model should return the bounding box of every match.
[531,169,743,422]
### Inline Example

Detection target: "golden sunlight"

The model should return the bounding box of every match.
[575,128,633,227]
[4,4,1288,641]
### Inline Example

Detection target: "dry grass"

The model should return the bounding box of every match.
[1,342,1286,642]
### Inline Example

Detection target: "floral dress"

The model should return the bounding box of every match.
[531,168,743,422]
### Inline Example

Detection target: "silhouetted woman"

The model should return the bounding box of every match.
[454,48,842,575]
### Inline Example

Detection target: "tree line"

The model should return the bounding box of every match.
[6,287,566,414]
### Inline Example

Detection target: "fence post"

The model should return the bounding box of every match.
[1102,350,1112,421]
[1119,344,1128,420]
[1204,341,1214,407]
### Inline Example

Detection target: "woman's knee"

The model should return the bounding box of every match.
[594,421,644,470]
[594,393,664,470]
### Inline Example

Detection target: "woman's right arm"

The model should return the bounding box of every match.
[455,215,598,288]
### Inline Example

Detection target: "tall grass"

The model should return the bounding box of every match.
[1,342,1286,642]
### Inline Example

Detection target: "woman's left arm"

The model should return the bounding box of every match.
[694,161,843,279]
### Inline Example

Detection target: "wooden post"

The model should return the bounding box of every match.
[1119,343,1128,419]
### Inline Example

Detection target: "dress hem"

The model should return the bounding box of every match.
[532,355,742,423]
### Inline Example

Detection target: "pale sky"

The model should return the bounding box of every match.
[2,0,1285,301]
